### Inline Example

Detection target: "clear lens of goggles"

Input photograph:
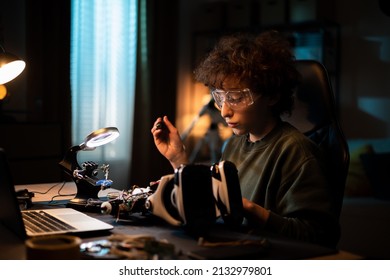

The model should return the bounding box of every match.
[211,88,254,109]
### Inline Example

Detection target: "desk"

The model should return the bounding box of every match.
[6,182,361,260]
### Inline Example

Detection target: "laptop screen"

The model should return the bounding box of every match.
[0,148,27,241]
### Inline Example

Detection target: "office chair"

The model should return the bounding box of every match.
[282,60,350,217]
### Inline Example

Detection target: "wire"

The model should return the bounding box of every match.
[28,181,76,204]
[48,181,77,203]
[32,181,67,195]
[56,181,76,197]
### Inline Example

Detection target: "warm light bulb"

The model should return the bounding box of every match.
[0,60,26,84]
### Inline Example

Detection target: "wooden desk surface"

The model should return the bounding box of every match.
[11,182,362,260]
[15,181,120,202]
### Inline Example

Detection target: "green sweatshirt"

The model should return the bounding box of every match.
[221,121,340,247]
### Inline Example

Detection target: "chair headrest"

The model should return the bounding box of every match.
[283,60,336,134]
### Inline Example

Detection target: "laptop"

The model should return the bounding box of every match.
[0,148,113,240]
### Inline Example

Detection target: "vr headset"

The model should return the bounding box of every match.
[146,161,243,236]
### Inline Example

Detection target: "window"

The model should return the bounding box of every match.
[70,0,138,186]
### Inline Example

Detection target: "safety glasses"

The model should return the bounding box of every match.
[211,88,254,110]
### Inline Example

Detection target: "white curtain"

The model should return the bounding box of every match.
[70,0,138,187]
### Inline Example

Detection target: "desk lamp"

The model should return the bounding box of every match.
[0,44,26,85]
[59,127,119,212]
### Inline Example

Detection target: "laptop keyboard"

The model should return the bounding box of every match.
[22,210,76,234]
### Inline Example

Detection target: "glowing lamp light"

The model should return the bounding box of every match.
[0,45,26,84]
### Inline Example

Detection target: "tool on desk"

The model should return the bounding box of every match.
[59,127,119,212]
[80,234,177,260]
[0,148,113,240]
[26,234,82,260]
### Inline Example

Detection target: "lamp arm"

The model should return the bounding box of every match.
[58,145,82,175]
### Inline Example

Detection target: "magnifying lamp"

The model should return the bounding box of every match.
[59,127,119,212]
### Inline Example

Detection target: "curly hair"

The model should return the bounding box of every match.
[193,30,301,116]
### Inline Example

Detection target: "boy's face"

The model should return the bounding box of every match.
[218,76,276,141]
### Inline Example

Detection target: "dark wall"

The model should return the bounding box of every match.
[1,0,71,183]
[25,1,71,127]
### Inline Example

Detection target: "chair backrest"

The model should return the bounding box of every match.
[282,60,350,217]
